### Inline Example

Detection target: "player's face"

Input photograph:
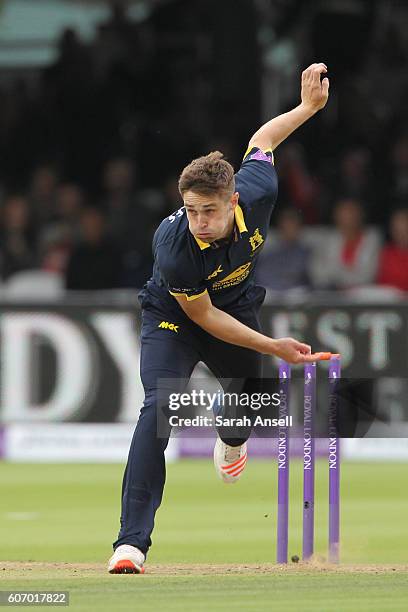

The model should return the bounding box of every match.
[184,190,239,242]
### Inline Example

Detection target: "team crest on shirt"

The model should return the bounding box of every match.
[249,228,264,254]
[212,262,252,290]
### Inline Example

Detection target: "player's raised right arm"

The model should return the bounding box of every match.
[174,292,331,364]
[247,62,329,153]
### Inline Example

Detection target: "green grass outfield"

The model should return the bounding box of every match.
[0,460,408,611]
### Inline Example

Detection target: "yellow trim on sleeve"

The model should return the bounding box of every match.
[242,145,274,165]
[243,144,253,160]
[169,289,208,301]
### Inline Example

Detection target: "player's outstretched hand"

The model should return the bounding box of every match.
[271,337,338,364]
[301,62,329,113]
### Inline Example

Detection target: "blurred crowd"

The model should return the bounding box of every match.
[0,0,407,295]
[256,201,408,295]
[0,158,175,290]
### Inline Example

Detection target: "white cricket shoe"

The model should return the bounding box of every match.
[108,544,145,574]
[213,438,247,484]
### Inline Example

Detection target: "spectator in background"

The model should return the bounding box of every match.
[377,208,408,292]
[256,208,312,291]
[315,198,381,290]
[322,148,375,222]
[39,182,84,275]
[41,226,72,276]
[42,182,83,243]
[56,183,83,229]
[390,136,408,205]
[163,175,183,216]
[65,207,122,290]
[339,149,372,198]
[276,143,320,224]
[29,163,59,227]
[121,186,165,288]
[0,194,37,279]
[102,157,164,287]
[102,157,136,238]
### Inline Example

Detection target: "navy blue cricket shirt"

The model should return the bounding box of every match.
[139,146,278,317]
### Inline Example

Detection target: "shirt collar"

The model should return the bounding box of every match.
[194,204,248,251]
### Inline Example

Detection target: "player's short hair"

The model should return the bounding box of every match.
[178,151,235,199]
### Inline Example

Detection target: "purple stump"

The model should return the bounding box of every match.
[277,361,291,564]
[328,356,341,563]
[303,362,316,561]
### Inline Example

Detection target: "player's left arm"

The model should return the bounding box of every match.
[248,62,329,153]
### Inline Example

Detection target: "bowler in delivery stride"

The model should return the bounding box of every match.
[109,62,331,574]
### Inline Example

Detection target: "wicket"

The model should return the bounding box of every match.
[277,355,341,564]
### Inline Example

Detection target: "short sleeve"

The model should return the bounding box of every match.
[236,146,278,208]
[156,244,208,301]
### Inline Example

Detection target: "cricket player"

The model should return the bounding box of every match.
[109,63,330,574]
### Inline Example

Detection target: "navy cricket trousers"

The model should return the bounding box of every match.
[113,303,263,555]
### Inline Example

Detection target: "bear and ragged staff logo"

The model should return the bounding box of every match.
[249,228,264,253]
